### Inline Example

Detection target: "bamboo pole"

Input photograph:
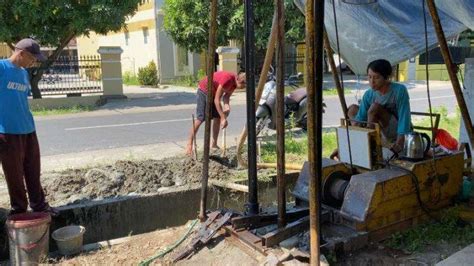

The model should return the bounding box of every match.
[323,30,348,117]
[275,0,286,228]
[426,0,474,148]
[236,12,278,167]
[199,0,218,222]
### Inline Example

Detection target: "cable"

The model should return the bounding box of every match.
[138,219,199,266]
[332,0,354,172]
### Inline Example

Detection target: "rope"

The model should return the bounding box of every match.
[422,0,441,196]
[138,219,199,266]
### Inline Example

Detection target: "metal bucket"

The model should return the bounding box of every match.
[6,212,51,265]
[52,225,85,256]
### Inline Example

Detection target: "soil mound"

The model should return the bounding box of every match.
[43,156,234,206]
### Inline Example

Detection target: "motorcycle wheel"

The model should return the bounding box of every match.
[256,116,269,136]
[300,114,308,131]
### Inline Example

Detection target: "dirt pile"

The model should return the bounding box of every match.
[43,156,235,206]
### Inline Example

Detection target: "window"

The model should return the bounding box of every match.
[124,31,130,46]
[174,45,191,75]
[142,27,149,44]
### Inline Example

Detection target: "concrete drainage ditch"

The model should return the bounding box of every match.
[0,172,299,260]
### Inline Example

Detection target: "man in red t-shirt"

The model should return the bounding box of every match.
[186,71,246,156]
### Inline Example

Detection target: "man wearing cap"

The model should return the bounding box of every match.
[0,38,57,216]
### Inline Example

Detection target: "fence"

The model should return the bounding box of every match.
[35,55,102,96]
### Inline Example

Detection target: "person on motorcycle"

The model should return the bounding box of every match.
[186,71,246,156]
[330,59,411,159]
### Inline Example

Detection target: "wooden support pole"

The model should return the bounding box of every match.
[199,0,218,221]
[323,30,348,117]
[306,0,323,264]
[275,0,286,229]
[426,0,474,147]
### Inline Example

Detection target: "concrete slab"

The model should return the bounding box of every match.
[436,243,474,266]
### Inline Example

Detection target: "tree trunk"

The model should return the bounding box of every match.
[29,32,76,99]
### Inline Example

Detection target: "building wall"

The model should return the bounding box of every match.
[77,2,158,76]
[76,0,200,82]
[0,43,12,58]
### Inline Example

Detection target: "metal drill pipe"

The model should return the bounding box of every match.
[199,0,218,221]
[245,0,259,215]
[306,0,323,264]
[426,0,474,148]
[237,12,278,167]
[274,0,286,228]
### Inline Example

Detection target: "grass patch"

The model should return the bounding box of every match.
[260,131,337,164]
[32,105,96,116]
[123,71,140,86]
[385,207,474,253]
[413,106,460,138]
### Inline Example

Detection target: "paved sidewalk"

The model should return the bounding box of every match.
[436,243,474,266]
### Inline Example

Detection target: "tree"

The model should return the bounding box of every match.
[0,0,144,98]
[163,0,305,53]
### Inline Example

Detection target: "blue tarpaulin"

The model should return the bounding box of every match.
[293,0,474,74]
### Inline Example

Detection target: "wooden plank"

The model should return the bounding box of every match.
[209,180,249,193]
[262,216,309,247]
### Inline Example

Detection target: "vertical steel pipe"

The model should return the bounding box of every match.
[199,0,218,221]
[244,0,259,215]
[236,12,278,168]
[426,0,474,147]
[274,0,286,228]
[306,0,324,264]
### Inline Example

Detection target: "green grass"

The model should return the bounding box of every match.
[32,105,96,116]
[284,86,353,97]
[414,106,461,138]
[260,132,337,164]
[123,71,140,86]
[386,207,474,253]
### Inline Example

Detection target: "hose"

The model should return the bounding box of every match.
[138,219,199,266]
[387,162,440,222]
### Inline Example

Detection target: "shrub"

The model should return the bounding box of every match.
[137,61,159,87]
[123,71,139,86]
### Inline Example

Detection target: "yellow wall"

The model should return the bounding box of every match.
[397,60,408,82]
[77,32,100,57]
[414,56,465,81]
[0,43,12,58]
[137,0,153,11]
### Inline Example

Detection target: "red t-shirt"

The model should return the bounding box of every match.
[198,71,237,94]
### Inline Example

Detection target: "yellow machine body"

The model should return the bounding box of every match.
[338,152,464,241]
[293,124,465,244]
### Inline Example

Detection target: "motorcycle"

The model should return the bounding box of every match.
[256,67,322,136]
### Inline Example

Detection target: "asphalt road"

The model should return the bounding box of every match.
[37,84,457,156]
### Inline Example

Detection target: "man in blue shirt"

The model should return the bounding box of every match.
[0,38,57,216]
[351,59,411,153]
[330,59,411,160]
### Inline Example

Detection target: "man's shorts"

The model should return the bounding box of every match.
[196,89,219,122]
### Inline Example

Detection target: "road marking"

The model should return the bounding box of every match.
[410,95,454,102]
[65,118,190,131]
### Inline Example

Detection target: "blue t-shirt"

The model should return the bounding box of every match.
[355,82,411,135]
[0,59,35,134]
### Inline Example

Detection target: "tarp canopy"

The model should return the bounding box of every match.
[293,0,474,74]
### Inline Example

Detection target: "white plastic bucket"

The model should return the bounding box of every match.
[6,212,51,265]
[52,225,85,256]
